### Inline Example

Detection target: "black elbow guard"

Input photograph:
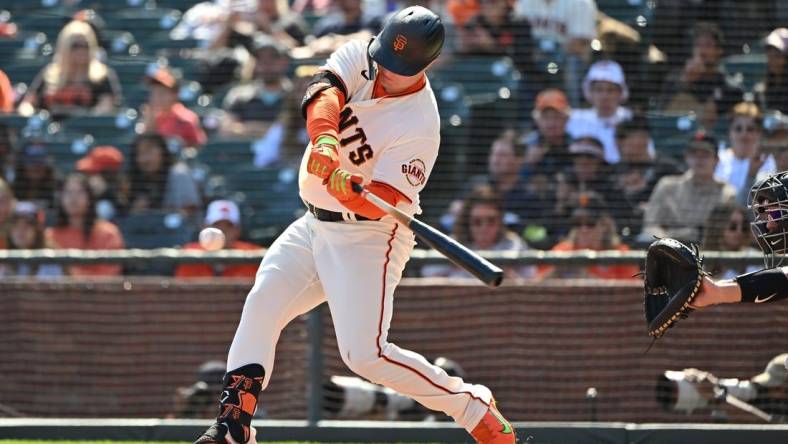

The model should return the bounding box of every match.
[735,267,788,303]
[300,70,348,119]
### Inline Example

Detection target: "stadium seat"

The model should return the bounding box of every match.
[118,210,197,249]
[103,8,182,39]
[103,30,141,56]
[2,59,50,88]
[117,209,198,275]
[152,0,204,12]
[429,56,521,97]
[224,166,303,232]
[596,0,654,26]
[59,109,139,138]
[723,53,766,93]
[647,112,699,158]
[433,81,471,127]
[109,56,159,85]
[136,32,200,55]
[42,135,96,172]
[195,139,255,172]
[0,31,48,60]
[16,12,70,42]
[0,114,34,132]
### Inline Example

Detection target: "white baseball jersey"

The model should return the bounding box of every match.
[298,40,441,217]
[223,38,496,437]
[514,0,597,44]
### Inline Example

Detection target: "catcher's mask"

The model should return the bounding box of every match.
[748,171,788,268]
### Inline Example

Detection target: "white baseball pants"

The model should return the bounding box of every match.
[226,212,492,431]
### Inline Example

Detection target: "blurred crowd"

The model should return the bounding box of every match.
[0,0,786,280]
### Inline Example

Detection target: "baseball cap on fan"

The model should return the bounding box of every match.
[205,200,241,226]
[76,145,124,174]
[535,88,570,116]
[765,28,788,53]
[145,65,179,90]
[582,60,629,102]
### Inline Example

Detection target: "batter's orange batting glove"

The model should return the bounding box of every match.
[307,136,340,180]
[326,168,363,202]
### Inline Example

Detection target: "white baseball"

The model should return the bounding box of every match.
[199,227,226,251]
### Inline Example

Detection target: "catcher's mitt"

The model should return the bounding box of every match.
[643,238,707,338]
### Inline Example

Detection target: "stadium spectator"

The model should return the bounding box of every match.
[11,142,57,210]
[211,0,309,50]
[0,123,15,181]
[551,137,616,240]
[423,185,535,280]
[446,129,529,232]
[737,113,788,204]
[0,178,13,249]
[513,0,597,104]
[171,0,247,46]
[71,8,110,58]
[641,133,737,244]
[0,15,17,39]
[715,102,775,195]
[255,64,319,168]
[175,200,263,279]
[0,201,63,278]
[47,173,125,276]
[312,0,383,38]
[656,22,743,130]
[455,0,535,75]
[141,66,207,148]
[609,115,681,242]
[701,202,759,280]
[536,196,639,280]
[447,0,480,27]
[520,88,572,180]
[756,27,788,113]
[513,0,597,59]
[0,69,13,113]
[566,60,632,164]
[292,0,333,13]
[17,20,121,119]
[220,34,292,139]
[75,145,128,220]
[127,133,201,214]
[650,0,720,67]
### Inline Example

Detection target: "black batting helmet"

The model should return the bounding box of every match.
[748,171,788,268]
[367,6,445,77]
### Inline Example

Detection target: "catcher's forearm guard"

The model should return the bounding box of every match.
[736,267,788,304]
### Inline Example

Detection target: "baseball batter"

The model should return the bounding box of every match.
[195,6,517,444]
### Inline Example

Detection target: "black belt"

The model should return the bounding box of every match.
[304,201,378,222]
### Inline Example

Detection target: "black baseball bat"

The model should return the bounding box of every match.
[352,183,504,286]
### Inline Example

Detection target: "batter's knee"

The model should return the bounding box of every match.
[340,349,389,383]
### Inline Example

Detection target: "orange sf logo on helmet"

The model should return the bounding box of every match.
[393,34,408,52]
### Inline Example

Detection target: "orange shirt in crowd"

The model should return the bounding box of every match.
[47,220,125,276]
[537,241,639,280]
[174,241,263,278]
[155,102,207,147]
[447,0,480,26]
[0,69,14,113]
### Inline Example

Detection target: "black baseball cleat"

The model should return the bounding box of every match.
[194,422,229,444]
[194,422,258,444]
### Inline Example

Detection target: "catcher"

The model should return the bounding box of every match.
[644,171,788,338]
